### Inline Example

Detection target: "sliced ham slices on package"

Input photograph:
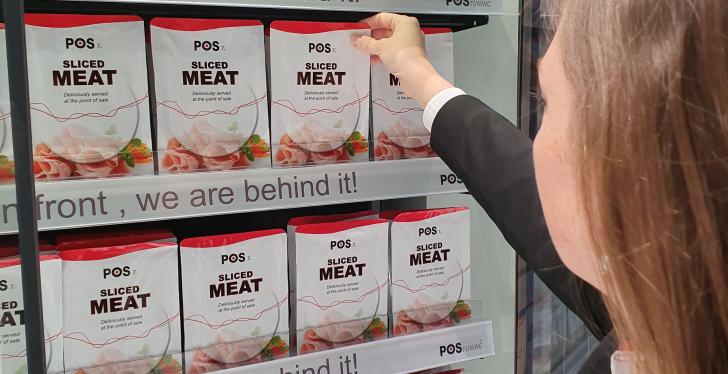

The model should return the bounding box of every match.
[372,28,454,160]
[25,14,154,180]
[269,21,371,166]
[294,219,388,354]
[0,23,14,183]
[151,18,271,173]
[0,255,63,373]
[59,242,182,373]
[384,208,472,336]
[180,230,289,372]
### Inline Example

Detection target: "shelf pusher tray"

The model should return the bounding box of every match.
[0,157,467,234]
[63,301,492,373]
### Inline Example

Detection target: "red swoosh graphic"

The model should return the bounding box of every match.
[157,94,267,120]
[0,329,64,359]
[30,93,149,123]
[272,95,368,118]
[372,99,423,115]
[392,265,471,293]
[64,313,179,349]
[298,281,387,311]
[185,296,288,330]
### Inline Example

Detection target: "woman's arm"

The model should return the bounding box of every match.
[431,94,612,339]
[354,12,612,339]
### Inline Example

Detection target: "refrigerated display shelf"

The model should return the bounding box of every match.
[56,0,503,15]
[0,157,467,234]
[221,321,494,374]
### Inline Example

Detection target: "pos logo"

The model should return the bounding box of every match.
[440,173,463,185]
[309,42,333,53]
[65,37,95,49]
[330,239,353,250]
[194,40,221,51]
[439,342,463,356]
[221,253,246,264]
[103,266,131,279]
[446,0,470,5]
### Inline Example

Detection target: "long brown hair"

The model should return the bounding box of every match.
[555,1,728,372]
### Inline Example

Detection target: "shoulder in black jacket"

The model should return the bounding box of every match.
[430,95,615,373]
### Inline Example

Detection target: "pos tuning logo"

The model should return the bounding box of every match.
[445,0,494,6]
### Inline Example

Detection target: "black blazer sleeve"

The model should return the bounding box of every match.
[430,95,612,340]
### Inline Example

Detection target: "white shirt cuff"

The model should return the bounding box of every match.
[423,87,467,132]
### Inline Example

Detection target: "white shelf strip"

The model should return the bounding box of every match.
[64,0,503,16]
[222,320,494,374]
[0,158,466,234]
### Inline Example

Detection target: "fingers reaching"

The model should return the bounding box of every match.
[359,12,401,30]
[353,35,382,55]
[371,28,394,40]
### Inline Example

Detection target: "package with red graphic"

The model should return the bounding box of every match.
[0,255,63,373]
[294,219,388,354]
[180,230,289,372]
[151,18,271,173]
[0,23,14,182]
[25,14,153,180]
[384,208,472,336]
[60,242,182,373]
[269,21,371,166]
[54,228,175,251]
[0,237,56,258]
[286,210,377,347]
[372,29,454,160]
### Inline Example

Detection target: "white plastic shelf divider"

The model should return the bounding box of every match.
[0,158,466,234]
[221,320,494,374]
[59,0,503,15]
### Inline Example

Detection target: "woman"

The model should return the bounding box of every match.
[354,2,728,373]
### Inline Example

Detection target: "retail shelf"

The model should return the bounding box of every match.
[222,320,494,374]
[0,158,467,234]
[56,0,503,15]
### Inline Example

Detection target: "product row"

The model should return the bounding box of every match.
[0,15,455,182]
[0,207,471,373]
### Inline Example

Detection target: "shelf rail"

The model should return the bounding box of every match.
[2,0,46,372]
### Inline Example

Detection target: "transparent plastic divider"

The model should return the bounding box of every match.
[183,331,290,372]
[294,313,389,356]
[60,301,490,373]
[0,140,443,184]
[392,299,483,338]
[67,352,184,373]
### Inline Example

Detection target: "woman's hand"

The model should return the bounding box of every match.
[353,13,454,108]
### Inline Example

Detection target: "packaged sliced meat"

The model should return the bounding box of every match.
[59,242,182,373]
[294,219,389,354]
[269,21,371,166]
[151,18,271,174]
[385,208,472,336]
[0,255,63,373]
[286,210,377,349]
[25,14,154,180]
[372,28,454,160]
[0,23,14,183]
[180,230,289,372]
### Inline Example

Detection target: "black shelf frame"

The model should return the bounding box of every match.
[0,2,522,372]
[2,1,46,372]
